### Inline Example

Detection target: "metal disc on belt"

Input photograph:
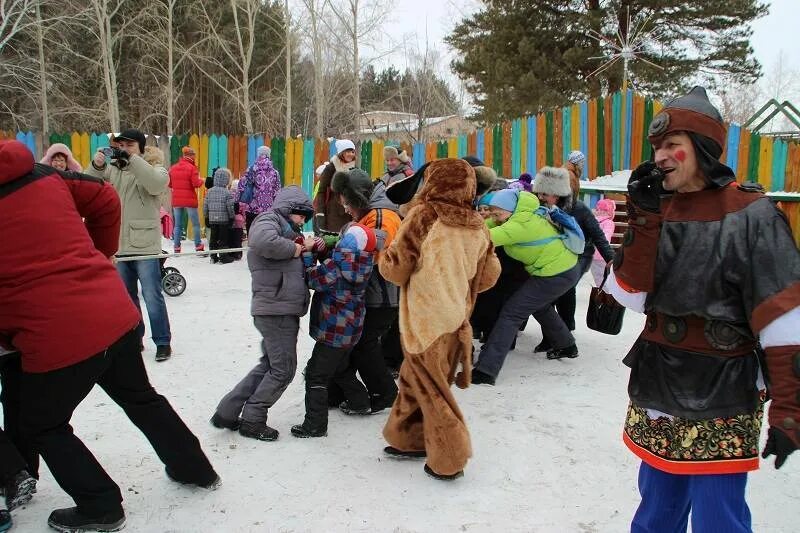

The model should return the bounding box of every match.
[662,316,687,343]
[646,314,658,332]
[704,321,745,351]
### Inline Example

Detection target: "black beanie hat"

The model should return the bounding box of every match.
[115,129,146,154]
[331,168,374,210]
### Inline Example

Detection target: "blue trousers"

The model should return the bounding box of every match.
[173,207,202,248]
[116,259,172,346]
[632,462,751,533]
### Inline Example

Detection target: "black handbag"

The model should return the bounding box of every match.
[586,268,626,335]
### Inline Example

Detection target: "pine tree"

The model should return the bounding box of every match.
[446,0,767,123]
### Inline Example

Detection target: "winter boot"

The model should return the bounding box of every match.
[533,338,551,353]
[5,470,36,510]
[174,245,181,254]
[423,464,463,481]
[165,467,221,491]
[471,368,496,386]
[290,423,327,438]
[195,243,205,252]
[384,446,426,459]
[210,412,240,431]
[47,507,126,533]
[369,392,397,414]
[546,344,579,360]
[155,345,172,362]
[0,501,10,533]
[338,401,371,416]
[238,420,279,441]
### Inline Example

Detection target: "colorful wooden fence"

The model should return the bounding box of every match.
[3,90,799,240]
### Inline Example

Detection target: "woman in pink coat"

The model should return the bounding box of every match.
[40,143,81,172]
[590,198,617,286]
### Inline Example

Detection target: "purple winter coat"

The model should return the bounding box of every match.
[238,155,281,216]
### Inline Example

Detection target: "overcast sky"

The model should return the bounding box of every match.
[368,0,798,104]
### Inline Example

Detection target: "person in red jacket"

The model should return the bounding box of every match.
[168,146,204,253]
[0,140,219,532]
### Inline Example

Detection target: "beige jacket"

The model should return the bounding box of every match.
[85,154,167,255]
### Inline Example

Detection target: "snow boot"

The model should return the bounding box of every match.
[471,368,496,386]
[47,507,126,533]
[370,392,397,414]
[546,344,579,360]
[174,245,181,254]
[165,467,221,491]
[238,420,279,441]
[424,464,463,481]
[384,446,426,459]
[155,345,172,362]
[5,470,36,510]
[0,508,9,533]
[338,401,371,416]
[534,338,551,353]
[290,423,327,438]
[210,412,240,431]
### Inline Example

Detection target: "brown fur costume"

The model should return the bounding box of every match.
[379,158,501,476]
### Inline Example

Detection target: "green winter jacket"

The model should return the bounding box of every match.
[488,191,578,277]
[85,154,168,255]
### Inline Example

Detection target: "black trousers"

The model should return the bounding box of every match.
[303,343,368,430]
[245,212,258,234]
[19,329,217,516]
[229,227,244,259]
[0,353,32,482]
[381,315,403,372]
[209,222,233,263]
[330,307,398,409]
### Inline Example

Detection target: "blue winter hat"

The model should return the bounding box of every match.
[488,188,519,212]
[477,192,495,207]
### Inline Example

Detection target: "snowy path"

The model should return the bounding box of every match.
[10,248,798,532]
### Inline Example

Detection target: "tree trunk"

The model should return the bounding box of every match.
[284,0,291,138]
[166,0,174,135]
[309,0,324,138]
[35,2,49,135]
[351,0,360,141]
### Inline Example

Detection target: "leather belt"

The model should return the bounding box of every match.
[641,313,757,356]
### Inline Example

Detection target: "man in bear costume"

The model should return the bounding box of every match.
[378,158,501,480]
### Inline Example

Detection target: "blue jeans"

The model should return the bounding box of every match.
[173,207,201,248]
[116,259,172,346]
[632,462,751,533]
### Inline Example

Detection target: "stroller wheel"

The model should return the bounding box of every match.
[162,266,180,277]
[162,272,186,297]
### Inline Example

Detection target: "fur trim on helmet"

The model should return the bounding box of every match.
[143,145,165,166]
[331,168,374,210]
[40,143,81,172]
[532,166,572,197]
[474,165,498,196]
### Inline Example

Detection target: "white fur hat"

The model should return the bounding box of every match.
[531,166,572,197]
[335,139,356,155]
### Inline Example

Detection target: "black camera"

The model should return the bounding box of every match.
[101,147,127,160]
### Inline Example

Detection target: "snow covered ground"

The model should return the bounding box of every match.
[9,244,798,532]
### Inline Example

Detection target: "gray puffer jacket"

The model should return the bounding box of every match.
[247,186,311,316]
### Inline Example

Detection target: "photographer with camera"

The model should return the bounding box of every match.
[86,129,173,362]
[603,87,800,531]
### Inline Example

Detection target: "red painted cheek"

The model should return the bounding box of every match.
[674,150,686,162]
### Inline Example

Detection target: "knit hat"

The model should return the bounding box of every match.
[567,151,586,174]
[339,223,377,252]
[257,145,271,159]
[181,146,195,158]
[518,172,533,184]
[532,166,572,197]
[594,198,616,217]
[331,168,374,210]
[115,129,146,154]
[477,191,495,207]
[487,189,519,213]
[647,86,727,156]
[335,139,356,155]
[383,145,409,163]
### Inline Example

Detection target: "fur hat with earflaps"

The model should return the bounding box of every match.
[531,166,572,198]
[383,145,410,163]
[331,168,374,210]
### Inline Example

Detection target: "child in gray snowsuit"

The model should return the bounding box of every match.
[211,185,313,441]
[203,168,235,263]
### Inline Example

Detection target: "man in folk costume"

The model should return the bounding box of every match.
[378,159,501,480]
[604,86,800,531]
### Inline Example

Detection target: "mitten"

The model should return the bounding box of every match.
[612,161,665,293]
[762,345,800,469]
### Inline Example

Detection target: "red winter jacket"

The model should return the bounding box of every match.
[0,140,140,373]
[168,157,203,208]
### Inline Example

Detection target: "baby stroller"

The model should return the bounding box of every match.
[160,252,186,297]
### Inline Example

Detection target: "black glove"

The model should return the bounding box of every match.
[628,161,666,214]
[115,149,131,168]
[762,427,797,469]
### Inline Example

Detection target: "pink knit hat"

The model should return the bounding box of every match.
[594,198,616,217]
